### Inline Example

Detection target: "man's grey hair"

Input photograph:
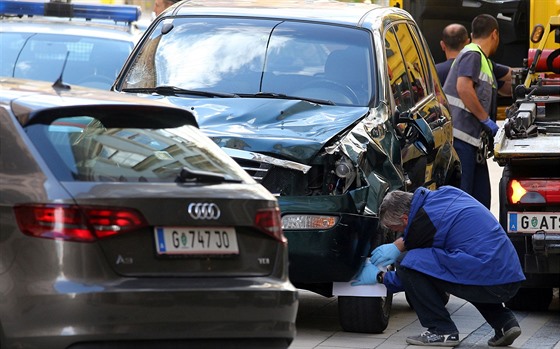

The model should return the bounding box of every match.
[379,190,413,227]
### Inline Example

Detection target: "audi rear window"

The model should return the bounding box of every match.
[25,115,253,183]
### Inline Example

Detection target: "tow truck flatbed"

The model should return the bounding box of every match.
[494,95,560,165]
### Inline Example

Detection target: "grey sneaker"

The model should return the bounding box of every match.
[406,330,460,347]
[488,319,521,346]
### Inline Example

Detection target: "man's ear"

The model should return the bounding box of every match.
[401,214,409,226]
[440,40,446,52]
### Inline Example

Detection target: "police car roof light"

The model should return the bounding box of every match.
[0,1,141,23]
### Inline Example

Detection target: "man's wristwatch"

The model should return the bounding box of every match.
[376,271,385,284]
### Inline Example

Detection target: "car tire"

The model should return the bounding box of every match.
[338,294,392,333]
[505,287,553,311]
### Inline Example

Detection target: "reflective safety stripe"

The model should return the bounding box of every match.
[447,95,471,113]
[453,128,482,147]
[478,71,493,85]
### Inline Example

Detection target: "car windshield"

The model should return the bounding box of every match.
[25,116,253,183]
[1,32,133,90]
[122,18,376,106]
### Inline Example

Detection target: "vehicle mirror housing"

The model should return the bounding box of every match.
[398,112,434,155]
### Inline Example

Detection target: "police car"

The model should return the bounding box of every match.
[0,0,142,90]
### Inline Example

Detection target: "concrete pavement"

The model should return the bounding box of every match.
[291,289,559,349]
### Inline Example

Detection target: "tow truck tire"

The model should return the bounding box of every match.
[338,294,392,333]
[505,287,553,311]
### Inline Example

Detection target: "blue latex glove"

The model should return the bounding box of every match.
[481,118,499,137]
[351,262,379,286]
[369,243,400,267]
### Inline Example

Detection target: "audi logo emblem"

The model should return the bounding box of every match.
[188,203,221,220]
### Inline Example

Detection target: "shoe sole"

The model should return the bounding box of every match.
[488,326,522,347]
[406,338,459,347]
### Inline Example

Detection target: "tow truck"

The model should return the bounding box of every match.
[493,14,560,311]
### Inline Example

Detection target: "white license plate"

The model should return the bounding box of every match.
[507,212,560,233]
[154,227,239,255]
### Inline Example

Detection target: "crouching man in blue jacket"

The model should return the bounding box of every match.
[352,186,525,347]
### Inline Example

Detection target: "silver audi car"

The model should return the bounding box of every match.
[0,78,298,349]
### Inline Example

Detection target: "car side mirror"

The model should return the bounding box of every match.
[398,112,435,155]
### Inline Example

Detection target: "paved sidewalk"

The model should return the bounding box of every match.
[290,289,560,349]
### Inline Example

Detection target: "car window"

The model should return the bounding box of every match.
[122,18,375,106]
[1,32,133,90]
[385,23,429,111]
[24,116,253,183]
[406,23,433,96]
[385,25,414,111]
[385,23,430,111]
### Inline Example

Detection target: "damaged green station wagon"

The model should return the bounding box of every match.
[113,0,461,333]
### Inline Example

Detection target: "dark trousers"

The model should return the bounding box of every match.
[453,138,491,209]
[397,263,521,335]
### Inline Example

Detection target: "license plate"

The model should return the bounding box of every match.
[507,212,560,233]
[154,227,239,255]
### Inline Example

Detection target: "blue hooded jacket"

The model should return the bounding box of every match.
[384,186,525,293]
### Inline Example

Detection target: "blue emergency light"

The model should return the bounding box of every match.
[0,1,141,23]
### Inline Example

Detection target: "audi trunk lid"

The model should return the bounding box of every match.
[61,182,282,277]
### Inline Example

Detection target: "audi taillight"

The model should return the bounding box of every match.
[255,207,286,243]
[14,204,148,242]
[508,179,560,204]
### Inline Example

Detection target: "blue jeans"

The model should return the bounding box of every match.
[397,259,521,335]
[453,138,491,209]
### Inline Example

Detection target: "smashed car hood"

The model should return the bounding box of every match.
[165,97,369,163]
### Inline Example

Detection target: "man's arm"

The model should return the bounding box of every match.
[456,76,490,121]
[496,66,512,96]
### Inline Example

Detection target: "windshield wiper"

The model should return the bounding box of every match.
[122,86,239,98]
[239,92,335,105]
[175,167,242,184]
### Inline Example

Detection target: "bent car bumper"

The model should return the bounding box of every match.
[283,211,379,284]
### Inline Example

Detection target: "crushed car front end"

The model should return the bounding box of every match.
[213,105,405,288]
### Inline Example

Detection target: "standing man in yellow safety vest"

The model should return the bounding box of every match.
[443,14,501,209]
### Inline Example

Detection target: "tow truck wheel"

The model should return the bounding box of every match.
[338,294,392,333]
[505,287,553,311]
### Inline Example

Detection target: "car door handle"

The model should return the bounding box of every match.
[497,13,513,22]
[462,0,481,8]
